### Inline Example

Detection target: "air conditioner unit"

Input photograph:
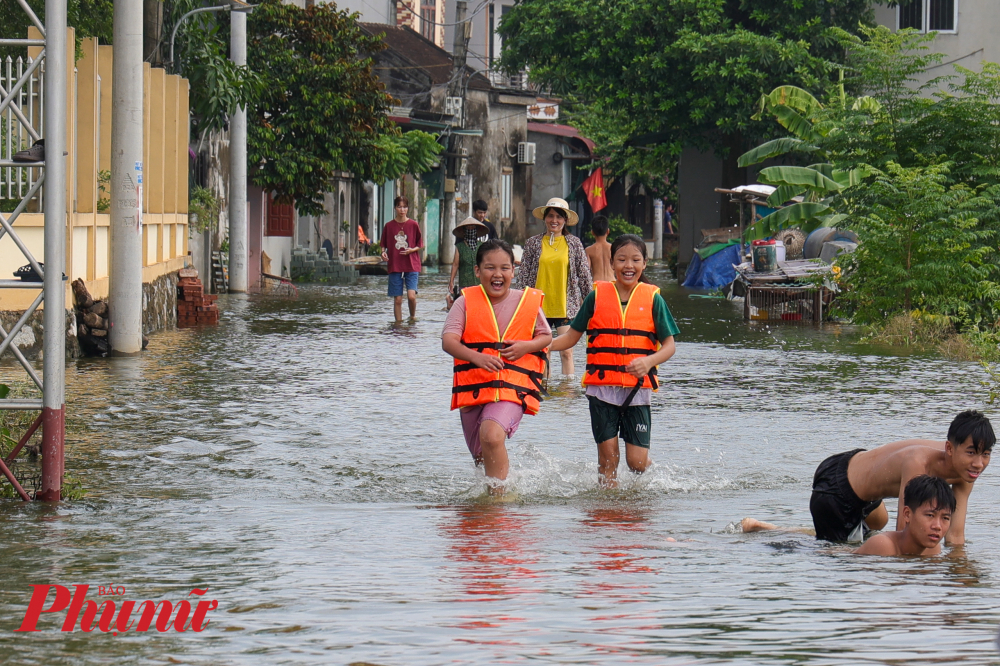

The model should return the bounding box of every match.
[445,96,463,119]
[517,142,536,165]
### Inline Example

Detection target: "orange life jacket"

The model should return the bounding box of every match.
[584,281,661,390]
[452,286,548,415]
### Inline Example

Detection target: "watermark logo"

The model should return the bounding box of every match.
[14,585,218,634]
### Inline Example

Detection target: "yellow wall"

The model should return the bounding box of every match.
[1,31,190,312]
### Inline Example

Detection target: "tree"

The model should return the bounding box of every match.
[0,0,112,61]
[246,0,440,216]
[497,0,875,166]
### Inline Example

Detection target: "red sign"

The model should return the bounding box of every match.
[14,585,218,634]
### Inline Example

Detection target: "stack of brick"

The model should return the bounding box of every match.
[289,247,358,284]
[177,268,219,327]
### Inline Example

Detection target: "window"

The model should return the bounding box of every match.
[266,194,294,237]
[500,170,512,220]
[898,0,957,33]
[420,4,435,41]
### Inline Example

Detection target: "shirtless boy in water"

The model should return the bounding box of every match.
[743,410,993,545]
[585,215,614,283]
[854,475,955,556]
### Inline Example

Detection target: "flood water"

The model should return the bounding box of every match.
[1,264,998,664]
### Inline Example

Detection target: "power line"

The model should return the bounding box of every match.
[395,0,490,28]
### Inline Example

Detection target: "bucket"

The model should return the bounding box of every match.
[752,240,777,272]
[774,240,786,263]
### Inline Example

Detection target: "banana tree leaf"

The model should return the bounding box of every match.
[737,137,817,167]
[831,167,871,188]
[766,184,805,206]
[852,96,883,113]
[807,163,834,178]
[816,213,848,227]
[758,166,843,193]
[744,202,833,242]
[752,86,823,120]
[771,106,824,143]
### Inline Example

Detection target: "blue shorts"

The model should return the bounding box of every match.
[388,271,419,297]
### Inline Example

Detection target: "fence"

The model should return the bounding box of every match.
[0,28,190,312]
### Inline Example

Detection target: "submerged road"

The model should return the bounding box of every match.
[0,264,996,664]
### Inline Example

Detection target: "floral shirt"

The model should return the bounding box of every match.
[514,233,593,319]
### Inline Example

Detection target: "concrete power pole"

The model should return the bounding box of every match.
[228,10,249,293]
[108,0,145,355]
[39,0,68,501]
[440,0,468,266]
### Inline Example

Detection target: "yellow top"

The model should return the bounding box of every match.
[536,234,569,319]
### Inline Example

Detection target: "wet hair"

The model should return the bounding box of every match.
[591,215,609,237]
[610,233,651,283]
[475,238,515,266]
[903,475,956,514]
[473,199,488,213]
[544,207,570,235]
[947,410,995,453]
[393,195,409,208]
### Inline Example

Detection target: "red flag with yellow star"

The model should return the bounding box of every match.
[582,168,607,212]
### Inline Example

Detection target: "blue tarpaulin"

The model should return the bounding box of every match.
[682,243,742,290]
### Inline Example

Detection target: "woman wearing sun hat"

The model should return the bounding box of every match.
[447,216,490,309]
[514,197,593,376]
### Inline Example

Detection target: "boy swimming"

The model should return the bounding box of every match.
[743,410,993,544]
[854,475,955,556]
[549,234,679,487]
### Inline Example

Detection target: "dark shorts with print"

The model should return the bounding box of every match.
[810,448,884,542]
[587,396,651,448]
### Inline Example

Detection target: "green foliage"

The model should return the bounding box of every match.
[584,215,643,244]
[372,131,444,183]
[167,0,252,137]
[836,163,1000,323]
[368,241,382,257]
[188,186,221,234]
[498,0,874,159]
[246,0,398,216]
[97,169,110,213]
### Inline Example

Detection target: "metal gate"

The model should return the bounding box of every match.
[0,0,67,501]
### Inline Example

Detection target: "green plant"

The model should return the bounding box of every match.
[497,0,874,180]
[836,163,1000,324]
[97,169,111,213]
[584,215,642,244]
[247,0,401,216]
[368,241,381,257]
[188,186,221,234]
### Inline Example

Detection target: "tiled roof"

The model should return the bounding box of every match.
[359,23,491,90]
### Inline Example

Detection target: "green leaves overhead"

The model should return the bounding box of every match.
[758,166,842,194]
[737,138,816,168]
[246,0,397,216]
[497,0,874,157]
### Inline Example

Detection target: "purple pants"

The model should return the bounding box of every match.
[459,401,525,459]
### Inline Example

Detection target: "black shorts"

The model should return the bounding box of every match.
[547,317,570,329]
[809,448,883,542]
[588,396,651,448]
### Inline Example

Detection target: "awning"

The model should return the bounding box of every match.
[526,123,595,153]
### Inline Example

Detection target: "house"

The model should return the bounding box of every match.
[360,23,538,257]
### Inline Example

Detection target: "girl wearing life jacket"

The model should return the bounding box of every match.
[549,234,679,487]
[442,239,553,493]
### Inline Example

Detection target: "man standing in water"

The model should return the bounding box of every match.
[743,410,993,545]
[854,475,955,556]
[381,196,423,323]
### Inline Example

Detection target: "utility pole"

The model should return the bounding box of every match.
[228,9,248,293]
[108,0,144,356]
[39,0,68,501]
[440,0,468,266]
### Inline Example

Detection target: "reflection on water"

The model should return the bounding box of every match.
[0,266,998,663]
